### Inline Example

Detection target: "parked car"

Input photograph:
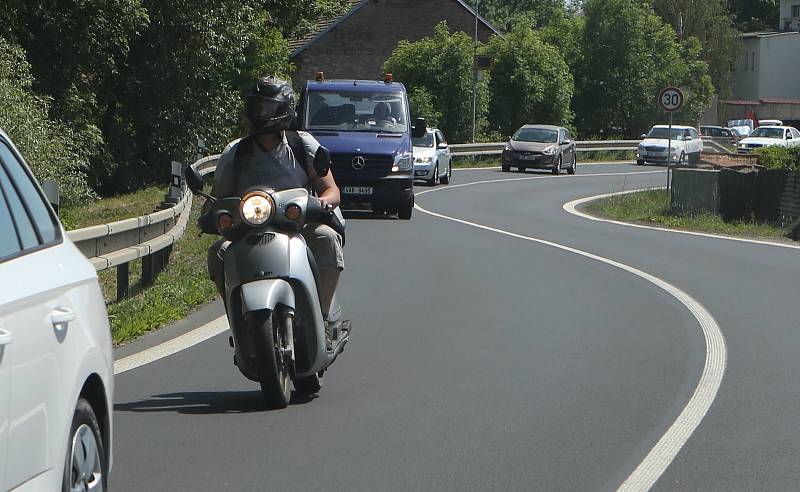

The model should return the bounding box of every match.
[412,128,452,185]
[0,129,113,491]
[727,119,754,137]
[737,126,800,154]
[759,119,784,127]
[700,125,739,151]
[501,125,577,175]
[637,125,703,165]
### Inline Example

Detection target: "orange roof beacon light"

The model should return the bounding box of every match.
[384,73,393,84]
[316,71,325,82]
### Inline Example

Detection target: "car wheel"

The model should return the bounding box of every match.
[552,156,562,175]
[441,163,451,184]
[62,398,107,492]
[427,164,439,186]
[517,167,525,173]
[637,159,645,166]
[567,155,578,174]
[501,165,510,172]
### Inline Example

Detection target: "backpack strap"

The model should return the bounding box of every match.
[284,130,310,177]
[231,135,255,177]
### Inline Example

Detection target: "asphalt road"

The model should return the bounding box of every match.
[111,163,800,491]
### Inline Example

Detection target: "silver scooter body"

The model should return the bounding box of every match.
[218,188,344,381]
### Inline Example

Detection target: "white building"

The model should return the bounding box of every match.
[733,32,800,101]
[780,0,800,32]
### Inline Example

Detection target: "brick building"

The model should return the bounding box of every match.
[289,0,499,87]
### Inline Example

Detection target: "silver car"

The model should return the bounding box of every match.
[413,128,452,185]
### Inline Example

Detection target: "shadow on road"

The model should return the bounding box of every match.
[114,390,317,415]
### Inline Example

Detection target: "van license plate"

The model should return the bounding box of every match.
[343,186,373,195]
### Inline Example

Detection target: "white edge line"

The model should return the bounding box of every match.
[564,189,800,250]
[414,180,726,491]
[114,315,229,374]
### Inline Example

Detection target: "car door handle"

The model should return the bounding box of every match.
[50,307,75,328]
[0,329,12,346]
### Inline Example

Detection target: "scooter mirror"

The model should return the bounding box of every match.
[314,146,331,177]
[412,118,427,139]
[184,166,205,194]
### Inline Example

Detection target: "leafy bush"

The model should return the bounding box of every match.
[755,146,800,170]
[384,22,490,143]
[0,37,94,206]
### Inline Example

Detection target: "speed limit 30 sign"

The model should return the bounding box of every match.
[658,86,684,112]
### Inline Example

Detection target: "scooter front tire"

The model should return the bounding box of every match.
[249,309,291,409]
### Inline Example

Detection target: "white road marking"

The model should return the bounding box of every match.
[564,189,800,250]
[114,315,229,374]
[415,178,726,492]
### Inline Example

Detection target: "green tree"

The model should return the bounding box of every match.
[0,38,93,206]
[408,87,442,128]
[383,22,490,143]
[464,0,567,31]
[109,0,290,192]
[653,0,740,97]
[727,0,779,32]
[574,0,714,138]
[486,25,574,137]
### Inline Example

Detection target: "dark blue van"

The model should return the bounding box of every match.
[298,77,425,220]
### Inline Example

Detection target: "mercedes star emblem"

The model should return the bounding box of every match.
[352,156,366,170]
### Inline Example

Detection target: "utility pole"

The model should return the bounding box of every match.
[472,0,479,143]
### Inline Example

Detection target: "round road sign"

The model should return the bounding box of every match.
[658,86,684,112]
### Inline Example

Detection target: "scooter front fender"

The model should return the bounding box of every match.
[240,279,295,313]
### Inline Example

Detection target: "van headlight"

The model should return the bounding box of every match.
[240,191,275,226]
[394,152,413,171]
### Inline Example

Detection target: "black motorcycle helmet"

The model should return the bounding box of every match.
[245,76,296,134]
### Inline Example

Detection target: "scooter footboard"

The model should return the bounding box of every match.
[240,279,295,312]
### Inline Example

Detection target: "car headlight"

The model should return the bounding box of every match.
[414,156,433,164]
[543,145,558,155]
[394,152,413,171]
[240,191,275,226]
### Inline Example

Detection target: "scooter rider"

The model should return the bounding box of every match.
[207,76,344,345]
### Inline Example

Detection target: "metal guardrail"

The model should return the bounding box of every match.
[67,155,219,301]
[449,140,639,156]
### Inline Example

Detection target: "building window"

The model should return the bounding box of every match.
[744,51,748,70]
[751,51,756,71]
[793,5,800,17]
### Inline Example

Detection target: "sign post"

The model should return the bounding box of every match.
[658,86,685,190]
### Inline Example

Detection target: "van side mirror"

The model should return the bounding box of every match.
[412,118,427,139]
[314,146,331,177]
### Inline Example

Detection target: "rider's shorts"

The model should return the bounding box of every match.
[302,223,344,272]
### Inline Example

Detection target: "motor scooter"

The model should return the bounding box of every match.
[184,147,350,409]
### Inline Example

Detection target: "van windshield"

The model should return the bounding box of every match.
[306,90,408,134]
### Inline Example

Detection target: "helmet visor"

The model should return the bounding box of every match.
[246,96,288,121]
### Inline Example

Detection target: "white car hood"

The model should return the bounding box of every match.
[413,147,435,159]
[641,138,682,148]
[740,137,784,146]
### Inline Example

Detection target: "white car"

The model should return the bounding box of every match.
[637,125,703,165]
[737,126,800,154]
[412,128,452,185]
[0,129,113,491]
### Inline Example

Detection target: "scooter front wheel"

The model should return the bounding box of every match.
[249,308,291,409]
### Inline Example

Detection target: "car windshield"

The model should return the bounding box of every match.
[413,132,434,148]
[749,128,784,139]
[305,90,408,134]
[647,128,684,140]
[513,128,558,143]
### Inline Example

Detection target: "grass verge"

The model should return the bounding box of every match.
[586,189,792,240]
[62,185,165,230]
[106,203,218,345]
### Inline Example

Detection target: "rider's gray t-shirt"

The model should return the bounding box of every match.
[211,131,320,199]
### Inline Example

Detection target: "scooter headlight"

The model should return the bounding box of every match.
[240,191,275,226]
